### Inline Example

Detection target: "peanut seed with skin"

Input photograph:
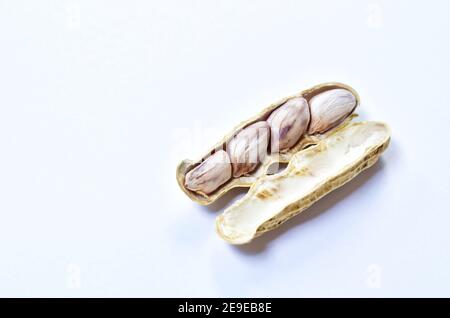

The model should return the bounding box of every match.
[227,121,270,178]
[308,89,357,134]
[184,150,232,195]
[267,97,310,153]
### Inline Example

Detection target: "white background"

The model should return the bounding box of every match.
[0,0,449,297]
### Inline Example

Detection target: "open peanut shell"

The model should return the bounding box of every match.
[176,82,361,205]
[216,121,391,244]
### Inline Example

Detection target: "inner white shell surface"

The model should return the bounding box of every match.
[216,121,390,244]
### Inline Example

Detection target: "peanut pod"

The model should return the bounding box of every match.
[176,82,360,205]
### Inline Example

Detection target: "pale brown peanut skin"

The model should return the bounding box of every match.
[308,88,357,134]
[267,97,310,153]
[227,121,270,177]
[184,150,232,195]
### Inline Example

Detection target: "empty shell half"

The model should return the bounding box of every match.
[216,121,390,244]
